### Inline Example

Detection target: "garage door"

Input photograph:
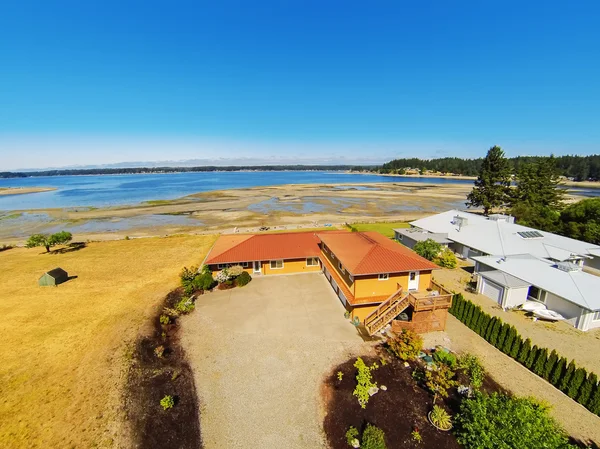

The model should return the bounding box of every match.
[482,278,504,305]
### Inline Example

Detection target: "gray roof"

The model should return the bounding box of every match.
[394,228,452,244]
[480,269,530,289]
[474,254,600,311]
[45,267,68,278]
[410,210,600,261]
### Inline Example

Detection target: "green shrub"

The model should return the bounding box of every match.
[387,330,423,361]
[175,296,195,314]
[477,313,490,337]
[435,248,457,268]
[154,345,165,358]
[456,295,466,320]
[550,357,566,386]
[159,314,170,325]
[543,350,558,381]
[455,393,572,449]
[429,404,452,430]
[533,348,548,377]
[458,353,485,389]
[559,361,576,392]
[489,320,501,346]
[469,307,481,330]
[509,334,522,359]
[353,357,377,409]
[577,372,597,407]
[568,367,586,399]
[517,338,531,364]
[345,426,359,447]
[193,272,217,291]
[236,271,252,287]
[586,381,600,414]
[525,345,538,369]
[464,303,474,327]
[425,363,456,401]
[228,264,245,277]
[361,423,387,449]
[414,238,442,261]
[160,395,175,410]
[433,349,457,369]
[484,316,497,341]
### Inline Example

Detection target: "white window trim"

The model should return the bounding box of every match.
[270,259,284,269]
[306,257,318,267]
[217,263,228,269]
[378,273,389,281]
[593,311,600,321]
[239,261,248,268]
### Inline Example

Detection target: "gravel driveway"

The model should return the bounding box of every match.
[180,273,367,449]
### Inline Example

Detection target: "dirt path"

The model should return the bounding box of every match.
[434,268,600,374]
[180,274,368,449]
[425,316,600,444]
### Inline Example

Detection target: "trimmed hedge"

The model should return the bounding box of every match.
[450,293,600,417]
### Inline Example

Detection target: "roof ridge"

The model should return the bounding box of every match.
[352,244,381,273]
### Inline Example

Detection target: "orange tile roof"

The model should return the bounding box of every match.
[317,231,439,275]
[206,231,323,264]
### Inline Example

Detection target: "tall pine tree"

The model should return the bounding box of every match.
[517,338,532,364]
[466,146,512,215]
[585,378,600,414]
[543,350,558,381]
[502,326,516,354]
[533,348,548,377]
[496,323,509,349]
[525,345,538,369]
[509,334,522,359]
[559,361,576,392]
[550,357,567,387]
[577,372,597,407]
[568,367,586,399]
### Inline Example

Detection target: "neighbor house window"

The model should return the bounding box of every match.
[528,286,541,301]
[398,233,403,240]
[217,264,228,269]
[338,262,345,274]
[594,311,600,321]
[240,262,249,268]
[379,273,389,281]
[306,257,319,266]
[270,260,284,269]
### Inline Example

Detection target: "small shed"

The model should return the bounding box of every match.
[39,267,69,286]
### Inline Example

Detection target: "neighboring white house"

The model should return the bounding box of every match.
[402,210,600,331]
[394,227,452,251]
[473,255,600,331]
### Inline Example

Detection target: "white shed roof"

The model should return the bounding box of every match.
[394,228,452,244]
[411,210,600,261]
[474,254,600,311]
[480,269,530,289]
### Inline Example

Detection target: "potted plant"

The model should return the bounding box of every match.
[428,405,452,431]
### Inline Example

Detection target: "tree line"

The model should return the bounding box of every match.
[0,165,361,178]
[360,154,600,181]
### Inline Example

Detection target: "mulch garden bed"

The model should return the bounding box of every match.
[124,287,202,449]
[323,348,505,449]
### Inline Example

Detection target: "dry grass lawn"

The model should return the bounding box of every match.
[0,235,216,448]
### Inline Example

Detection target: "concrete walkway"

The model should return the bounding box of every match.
[180,274,368,449]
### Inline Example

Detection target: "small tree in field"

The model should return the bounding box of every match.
[413,239,442,261]
[26,231,73,253]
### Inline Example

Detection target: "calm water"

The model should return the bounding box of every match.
[0,171,472,210]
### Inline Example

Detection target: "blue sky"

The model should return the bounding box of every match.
[1,1,599,169]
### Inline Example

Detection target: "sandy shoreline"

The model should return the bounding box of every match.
[0,187,56,196]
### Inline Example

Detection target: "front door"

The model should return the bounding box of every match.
[253,261,261,274]
[408,271,419,290]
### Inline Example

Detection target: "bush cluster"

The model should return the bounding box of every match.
[450,294,600,416]
[180,265,216,295]
[352,357,378,409]
[387,330,423,361]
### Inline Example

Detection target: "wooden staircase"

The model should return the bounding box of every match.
[364,287,410,336]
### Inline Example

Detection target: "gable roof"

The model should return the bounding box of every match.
[410,210,600,261]
[205,232,323,264]
[317,231,439,275]
[474,254,600,311]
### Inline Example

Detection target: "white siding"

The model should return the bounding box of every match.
[544,292,585,328]
[504,286,529,309]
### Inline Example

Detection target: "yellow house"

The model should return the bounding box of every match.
[317,231,441,323]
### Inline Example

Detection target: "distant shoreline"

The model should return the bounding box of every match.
[0,187,56,196]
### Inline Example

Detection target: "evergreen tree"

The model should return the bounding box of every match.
[478,314,490,337]
[543,350,558,381]
[485,316,497,341]
[568,367,586,399]
[509,334,522,359]
[533,348,548,377]
[496,323,509,350]
[525,345,538,369]
[470,307,481,330]
[455,296,465,320]
[577,373,597,407]
[550,357,567,387]
[467,146,512,214]
[586,380,600,414]
[502,326,516,354]
[464,302,474,326]
[512,155,566,210]
[517,338,532,364]
[559,361,576,392]
[490,319,502,346]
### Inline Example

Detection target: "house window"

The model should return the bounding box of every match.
[398,233,403,240]
[239,262,249,268]
[217,264,228,269]
[409,272,416,281]
[528,286,541,301]
[338,262,345,274]
[594,311,600,321]
[270,260,284,269]
[306,257,319,266]
[379,273,389,281]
